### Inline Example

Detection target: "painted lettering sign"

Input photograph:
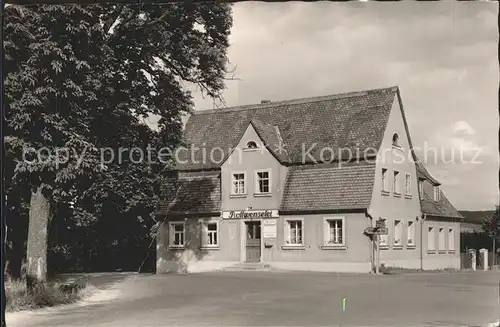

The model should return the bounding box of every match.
[222,209,279,220]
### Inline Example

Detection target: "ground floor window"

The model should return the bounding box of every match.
[427,226,435,251]
[393,220,402,246]
[379,218,388,247]
[202,221,219,247]
[438,227,445,251]
[407,221,415,246]
[448,228,455,251]
[285,219,303,245]
[324,217,345,246]
[169,221,185,248]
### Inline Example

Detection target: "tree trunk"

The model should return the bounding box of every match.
[26,186,52,289]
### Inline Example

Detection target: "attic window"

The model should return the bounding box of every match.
[246,141,258,149]
[392,133,400,147]
[433,186,440,202]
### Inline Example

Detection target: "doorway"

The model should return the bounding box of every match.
[245,221,261,262]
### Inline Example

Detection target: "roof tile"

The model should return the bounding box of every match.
[280,161,376,211]
[177,87,397,170]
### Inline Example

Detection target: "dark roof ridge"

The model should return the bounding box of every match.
[195,86,399,116]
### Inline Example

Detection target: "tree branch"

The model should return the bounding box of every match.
[103,5,124,35]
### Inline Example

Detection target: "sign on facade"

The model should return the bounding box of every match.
[222,209,279,220]
[263,219,277,238]
[377,227,388,235]
[375,218,386,229]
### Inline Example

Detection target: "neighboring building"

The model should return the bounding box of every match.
[459,210,494,233]
[156,86,462,273]
[415,162,463,269]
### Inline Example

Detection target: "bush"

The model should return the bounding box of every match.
[5,276,91,312]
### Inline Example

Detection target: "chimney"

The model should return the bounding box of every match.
[261,100,271,104]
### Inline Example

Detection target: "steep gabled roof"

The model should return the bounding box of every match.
[416,161,441,186]
[158,171,221,215]
[250,119,291,163]
[280,160,376,211]
[177,86,398,170]
[416,162,462,219]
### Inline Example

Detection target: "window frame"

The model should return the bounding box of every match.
[200,219,219,249]
[254,169,272,195]
[393,220,403,247]
[392,133,401,147]
[448,228,455,252]
[381,168,389,194]
[378,218,389,248]
[438,227,446,252]
[169,221,186,249]
[244,140,259,150]
[393,170,401,195]
[407,221,416,247]
[418,179,424,200]
[427,225,436,252]
[433,186,440,202]
[322,216,346,249]
[284,218,304,247]
[404,173,412,197]
[230,171,247,196]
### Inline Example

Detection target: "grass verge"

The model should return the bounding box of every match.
[5,276,95,312]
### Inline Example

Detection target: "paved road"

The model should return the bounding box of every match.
[6,270,499,327]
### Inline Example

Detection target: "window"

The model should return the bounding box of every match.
[407,221,415,246]
[246,141,258,149]
[419,180,424,200]
[393,220,402,246]
[201,221,218,247]
[324,217,345,246]
[393,171,400,194]
[169,222,185,247]
[231,172,246,195]
[438,227,445,251]
[392,133,400,147]
[379,218,388,247]
[405,173,411,196]
[382,169,388,192]
[255,170,271,194]
[427,226,435,251]
[285,220,303,245]
[433,186,440,202]
[448,228,455,251]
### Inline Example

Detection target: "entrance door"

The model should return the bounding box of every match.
[245,221,261,262]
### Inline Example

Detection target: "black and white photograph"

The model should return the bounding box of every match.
[2,1,499,327]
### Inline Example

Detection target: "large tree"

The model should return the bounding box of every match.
[4,3,232,284]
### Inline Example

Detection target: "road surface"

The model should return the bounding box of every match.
[6,270,499,327]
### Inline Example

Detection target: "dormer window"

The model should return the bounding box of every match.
[433,186,440,202]
[246,141,258,149]
[392,133,400,147]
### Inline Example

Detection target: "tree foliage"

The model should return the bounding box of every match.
[482,207,500,241]
[4,3,233,278]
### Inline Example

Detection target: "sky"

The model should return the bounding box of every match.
[154,1,499,210]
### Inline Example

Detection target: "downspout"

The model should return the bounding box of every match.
[366,209,375,273]
[420,213,426,270]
